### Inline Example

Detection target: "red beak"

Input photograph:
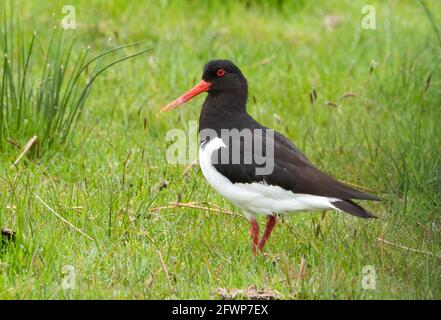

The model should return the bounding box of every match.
[160,80,211,112]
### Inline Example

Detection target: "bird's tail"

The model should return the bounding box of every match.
[332,199,377,219]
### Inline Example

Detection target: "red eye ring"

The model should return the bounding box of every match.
[216,68,226,77]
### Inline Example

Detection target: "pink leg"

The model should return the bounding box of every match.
[250,219,260,256]
[258,215,277,252]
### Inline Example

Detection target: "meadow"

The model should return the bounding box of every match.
[0,0,440,299]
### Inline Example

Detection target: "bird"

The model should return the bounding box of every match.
[161,59,380,256]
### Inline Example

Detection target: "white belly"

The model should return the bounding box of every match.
[199,137,339,220]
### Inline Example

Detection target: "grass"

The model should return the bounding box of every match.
[0,0,440,299]
[0,3,152,153]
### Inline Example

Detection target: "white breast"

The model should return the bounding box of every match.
[199,137,339,220]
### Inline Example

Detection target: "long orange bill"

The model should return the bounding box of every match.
[160,80,212,112]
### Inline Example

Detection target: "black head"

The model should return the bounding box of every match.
[161,59,248,112]
[202,60,248,96]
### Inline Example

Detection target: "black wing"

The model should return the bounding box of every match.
[211,129,380,201]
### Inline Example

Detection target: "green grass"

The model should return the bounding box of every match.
[0,4,152,153]
[0,0,440,299]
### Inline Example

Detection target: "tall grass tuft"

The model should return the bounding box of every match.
[0,12,151,155]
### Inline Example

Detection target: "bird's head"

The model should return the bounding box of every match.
[161,59,247,112]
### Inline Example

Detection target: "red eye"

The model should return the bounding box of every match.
[216,68,226,77]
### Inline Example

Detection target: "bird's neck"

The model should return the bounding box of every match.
[199,92,249,133]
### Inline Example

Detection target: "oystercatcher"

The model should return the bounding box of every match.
[161,60,380,255]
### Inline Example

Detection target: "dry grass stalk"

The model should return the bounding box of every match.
[377,237,440,259]
[10,135,37,168]
[156,249,175,294]
[149,202,241,218]
[34,194,93,241]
